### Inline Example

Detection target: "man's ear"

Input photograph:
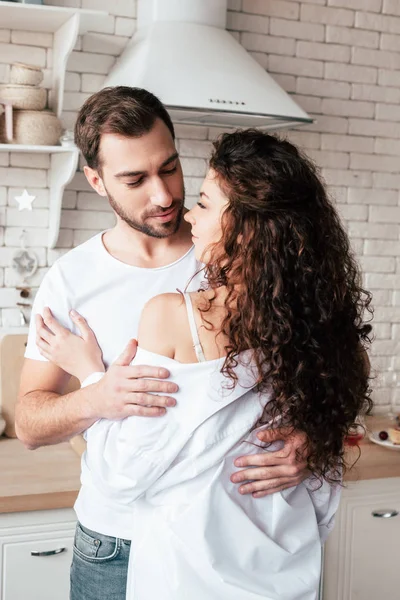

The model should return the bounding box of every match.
[83,165,107,197]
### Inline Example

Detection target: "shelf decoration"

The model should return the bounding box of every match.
[11,230,38,283]
[14,189,36,211]
[12,250,37,279]
[0,101,13,141]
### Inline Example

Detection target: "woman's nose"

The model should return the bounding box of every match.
[184,209,194,224]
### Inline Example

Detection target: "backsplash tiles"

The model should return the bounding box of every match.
[0,0,399,412]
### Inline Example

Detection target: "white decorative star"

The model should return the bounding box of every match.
[15,189,36,211]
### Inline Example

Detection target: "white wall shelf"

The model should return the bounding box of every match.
[0,144,79,249]
[0,1,104,33]
[0,144,77,153]
[0,2,107,118]
[48,148,80,249]
[0,2,107,248]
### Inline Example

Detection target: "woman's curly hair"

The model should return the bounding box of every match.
[202,129,373,484]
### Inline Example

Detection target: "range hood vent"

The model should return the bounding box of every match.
[104,0,312,131]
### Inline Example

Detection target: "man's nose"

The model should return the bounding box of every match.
[150,178,173,208]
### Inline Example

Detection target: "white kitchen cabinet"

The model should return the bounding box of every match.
[323,477,400,600]
[0,508,76,600]
[1,479,398,599]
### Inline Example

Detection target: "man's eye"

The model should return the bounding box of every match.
[161,166,177,175]
[127,179,143,188]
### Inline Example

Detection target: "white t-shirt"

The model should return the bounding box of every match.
[25,231,204,537]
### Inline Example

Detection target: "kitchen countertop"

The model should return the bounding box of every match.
[0,437,80,514]
[0,415,399,514]
[345,415,400,482]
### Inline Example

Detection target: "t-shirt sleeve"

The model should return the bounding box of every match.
[25,263,73,361]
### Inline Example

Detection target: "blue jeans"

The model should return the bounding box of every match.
[70,523,131,600]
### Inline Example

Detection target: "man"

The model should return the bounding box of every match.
[16,86,308,600]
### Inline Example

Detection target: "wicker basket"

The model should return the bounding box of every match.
[0,84,46,110]
[10,63,44,86]
[0,109,62,146]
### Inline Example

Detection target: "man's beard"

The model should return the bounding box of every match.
[106,188,185,239]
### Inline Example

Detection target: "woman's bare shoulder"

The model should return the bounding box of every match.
[141,292,187,322]
[137,292,186,357]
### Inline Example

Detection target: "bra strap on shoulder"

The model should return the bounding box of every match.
[183,293,206,363]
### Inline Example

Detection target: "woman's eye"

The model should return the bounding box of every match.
[197,201,206,209]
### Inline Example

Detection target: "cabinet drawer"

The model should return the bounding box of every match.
[349,502,400,600]
[323,478,400,600]
[3,533,74,600]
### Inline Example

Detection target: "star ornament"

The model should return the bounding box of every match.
[15,189,36,211]
[12,250,37,278]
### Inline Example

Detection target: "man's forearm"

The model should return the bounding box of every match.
[15,386,97,449]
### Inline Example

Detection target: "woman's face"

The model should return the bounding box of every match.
[184,169,229,263]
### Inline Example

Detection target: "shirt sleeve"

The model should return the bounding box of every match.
[81,350,188,506]
[83,392,183,506]
[25,263,73,361]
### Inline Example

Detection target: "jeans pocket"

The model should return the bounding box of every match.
[73,523,121,563]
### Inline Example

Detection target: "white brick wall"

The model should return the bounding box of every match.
[0,0,399,412]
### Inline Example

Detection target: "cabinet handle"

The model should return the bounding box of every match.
[371,509,399,518]
[31,547,66,557]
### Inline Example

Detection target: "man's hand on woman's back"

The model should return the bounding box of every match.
[89,339,178,420]
[231,428,309,498]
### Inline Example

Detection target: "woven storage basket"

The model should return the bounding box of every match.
[0,84,46,110]
[10,63,44,86]
[0,109,62,145]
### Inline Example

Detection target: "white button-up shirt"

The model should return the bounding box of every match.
[82,348,340,600]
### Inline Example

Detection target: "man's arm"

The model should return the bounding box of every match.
[231,344,371,498]
[16,340,177,450]
[15,261,98,448]
[15,359,99,449]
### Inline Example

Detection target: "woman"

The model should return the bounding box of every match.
[37,130,372,599]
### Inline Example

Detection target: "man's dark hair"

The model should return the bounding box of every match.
[74,86,175,170]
